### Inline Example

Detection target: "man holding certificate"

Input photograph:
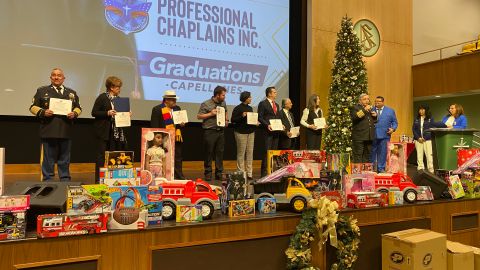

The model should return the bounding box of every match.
[258,86,282,177]
[29,68,82,181]
[151,90,186,179]
[197,86,228,181]
[91,76,128,182]
[279,98,297,150]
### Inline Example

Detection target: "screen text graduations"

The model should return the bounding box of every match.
[158,0,260,48]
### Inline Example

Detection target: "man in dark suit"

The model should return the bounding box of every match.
[371,96,398,172]
[350,93,376,163]
[151,90,185,179]
[29,68,82,181]
[279,98,296,150]
[258,86,282,177]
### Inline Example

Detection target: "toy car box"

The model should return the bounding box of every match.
[67,185,112,215]
[37,213,109,238]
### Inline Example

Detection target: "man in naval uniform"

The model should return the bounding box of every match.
[29,68,82,181]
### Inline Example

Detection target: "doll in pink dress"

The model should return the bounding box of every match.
[145,133,167,179]
[387,145,400,173]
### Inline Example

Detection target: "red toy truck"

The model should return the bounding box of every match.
[37,213,109,238]
[347,192,388,208]
[374,173,418,203]
[160,179,220,220]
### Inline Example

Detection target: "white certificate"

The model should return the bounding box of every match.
[289,126,300,138]
[49,98,72,116]
[247,112,258,125]
[115,112,131,128]
[173,110,189,124]
[269,119,283,131]
[216,106,225,127]
[314,117,326,129]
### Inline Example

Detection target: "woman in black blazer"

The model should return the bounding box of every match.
[91,76,127,182]
[412,104,445,173]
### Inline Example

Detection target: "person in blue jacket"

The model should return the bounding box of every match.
[371,96,398,172]
[412,104,444,173]
[442,104,467,129]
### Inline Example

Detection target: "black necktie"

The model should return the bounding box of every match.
[56,87,62,95]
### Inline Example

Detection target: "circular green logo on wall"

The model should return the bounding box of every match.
[354,19,380,57]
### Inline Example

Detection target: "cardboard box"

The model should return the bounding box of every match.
[472,247,480,270]
[382,228,446,270]
[447,241,474,270]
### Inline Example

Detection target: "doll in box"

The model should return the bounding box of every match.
[144,132,168,180]
[387,144,401,173]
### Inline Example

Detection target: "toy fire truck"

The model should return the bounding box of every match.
[37,213,109,238]
[160,179,220,220]
[374,173,418,203]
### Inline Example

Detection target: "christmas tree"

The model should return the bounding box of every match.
[324,16,368,154]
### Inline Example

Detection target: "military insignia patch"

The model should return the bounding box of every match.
[104,0,152,35]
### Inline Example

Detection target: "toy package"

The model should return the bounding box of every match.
[316,190,344,209]
[350,163,374,174]
[0,148,4,195]
[388,189,403,205]
[0,195,30,212]
[140,128,175,183]
[225,171,247,200]
[460,176,480,199]
[267,150,327,175]
[457,148,480,167]
[105,151,134,169]
[400,134,414,143]
[386,142,407,174]
[37,213,109,238]
[326,153,351,175]
[228,199,255,217]
[416,186,435,201]
[447,175,465,199]
[343,173,375,197]
[347,192,388,208]
[0,211,26,240]
[67,185,112,215]
[0,195,29,241]
[176,205,202,223]
[146,186,163,225]
[99,168,141,186]
[108,186,163,228]
[257,197,276,214]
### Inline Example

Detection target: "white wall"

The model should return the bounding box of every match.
[414,0,480,63]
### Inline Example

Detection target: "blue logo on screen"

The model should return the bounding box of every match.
[104,0,152,35]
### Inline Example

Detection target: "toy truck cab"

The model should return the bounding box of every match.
[254,177,311,212]
[161,180,220,220]
[375,173,418,203]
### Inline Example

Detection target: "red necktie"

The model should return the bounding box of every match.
[272,101,277,114]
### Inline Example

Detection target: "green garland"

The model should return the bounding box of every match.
[285,198,360,270]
